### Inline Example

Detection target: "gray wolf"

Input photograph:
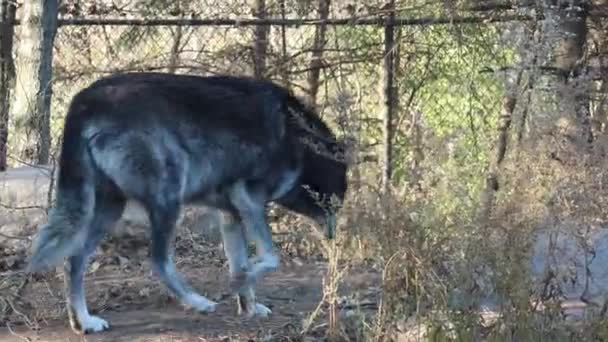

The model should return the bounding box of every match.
[24,72,348,334]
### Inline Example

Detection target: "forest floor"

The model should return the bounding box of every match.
[0,246,380,342]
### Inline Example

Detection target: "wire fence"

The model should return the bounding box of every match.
[3,1,602,187]
[42,4,515,190]
[7,3,608,338]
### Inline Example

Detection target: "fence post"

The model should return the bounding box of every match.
[278,0,289,88]
[381,0,396,193]
[307,0,330,106]
[11,0,58,165]
[0,0,15,171]
[252,0,269,79]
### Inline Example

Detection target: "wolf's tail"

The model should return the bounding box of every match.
[26,92,99,273]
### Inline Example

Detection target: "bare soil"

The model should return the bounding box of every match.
[2,265,315,341]
[0,227,380,342]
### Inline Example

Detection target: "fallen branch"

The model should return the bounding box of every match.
[5,322,32,342]
[0,203,46,212]
[0,232,31,241]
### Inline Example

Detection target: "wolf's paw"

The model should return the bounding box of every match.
[185,293,217,313]
[250,303,272,318]
[70,314,109,334]
[249,254,279,279]
[238,301,272,318]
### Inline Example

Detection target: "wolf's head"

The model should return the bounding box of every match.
[275,133,348,239]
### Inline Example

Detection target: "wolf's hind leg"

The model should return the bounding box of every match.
[65,195,125,334]
[219,211,271,318]
[147,200,217,313]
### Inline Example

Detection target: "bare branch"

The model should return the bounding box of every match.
[0,231,31,241]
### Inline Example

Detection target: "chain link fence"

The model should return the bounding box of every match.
[47,3,512,192]
[12,1,598,338]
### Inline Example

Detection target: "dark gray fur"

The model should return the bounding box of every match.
[25,72,348,334]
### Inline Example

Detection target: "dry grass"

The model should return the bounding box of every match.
[4,141,608,341]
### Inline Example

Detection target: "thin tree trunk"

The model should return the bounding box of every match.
[11,0,58,165]
[307,0,330,106]
[279,0,289,88]
[252,0,269,79]
[380,0,396,193]
[552,0,592,147]
[409,109,423,194]
[478,71,523,225]
[167,2,184,74]
[168,26,183,73]
[590,0,608,135]
[0,0,16,171]
[574,70,593,146]
[516,21,540,149]
[553,0,588,77]
[592,77,608,135]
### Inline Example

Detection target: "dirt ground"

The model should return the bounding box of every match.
[0,225,380,342]
[2,266,319,341]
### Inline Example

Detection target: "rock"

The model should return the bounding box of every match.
[530,224,608,308]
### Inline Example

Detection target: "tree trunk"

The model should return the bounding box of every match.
[11,0,58,165]
[168,26,183,73]
[409,109,424,194]
[590,0,608,135]
[0,0,16,171]
[278,0,290,88]
[552,0,592,147]
[380,0,396,193]
[167,2,184,74]
[553,0,588,76]
[516,23,540,149]
[307,0,330,106]
[252,0,269,79]
[478,71,523,225]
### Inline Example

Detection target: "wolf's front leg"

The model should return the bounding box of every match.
[228,182,280,284]
[219,211,272,318]
[148,202,218,314]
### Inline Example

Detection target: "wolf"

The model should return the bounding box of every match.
[25,72,348,334]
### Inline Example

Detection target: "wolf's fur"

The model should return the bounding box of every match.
[25,72,348,334]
